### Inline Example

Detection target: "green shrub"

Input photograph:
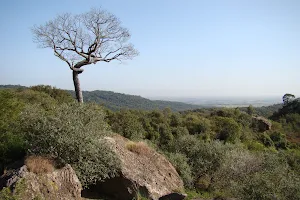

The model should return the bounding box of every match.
[139,114,160,142]
[0,90,26,173]
[0,178,27,200]
[281,149,300,172]
[158,123,174,148]
[183,114,211,135]
[247,105,255,115]
[173,135,227,183]
[230,152,300,200]
[169,113,182,127]
[195,174,211,191]
[108,110,145,140]
[16,89,58,110]
[212,145,262,194]
[30,85,74,103]
[212,116,241,143]
[239,128,255,143]
[0,90,24,131]
[20,103,120,187]
[236,112,252,128]
[259,133,274,147]
[165,152,193,188]
[246,141,265,151]
[0,187,16,200]
[212,108,237,118]
[0,132,26,173]
[171,127,189,138]
[270,131,288,149]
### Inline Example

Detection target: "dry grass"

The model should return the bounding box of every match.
[25,156,54,174]
[126,141,152,156]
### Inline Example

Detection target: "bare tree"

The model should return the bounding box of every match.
[32,8,138,103]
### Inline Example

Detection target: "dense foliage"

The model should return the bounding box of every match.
[239,104,282,118]
[105,94,300,199]
[0,87,120,187]
[1,86,300,199]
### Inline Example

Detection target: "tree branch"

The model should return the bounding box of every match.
[32,8,139,71]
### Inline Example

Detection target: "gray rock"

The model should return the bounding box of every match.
[252,116,272,132]
[0,164,82,200]
[82,135,185,200]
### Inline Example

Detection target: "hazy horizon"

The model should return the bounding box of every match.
[0,83,283,107]
[1,0,299,98]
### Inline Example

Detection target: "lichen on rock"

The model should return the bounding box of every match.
[0,164,82,200]
[82,135,186,200]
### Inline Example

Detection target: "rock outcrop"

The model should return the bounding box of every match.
[252,116,272,132]
[82,135,186,200]
[1,135,185,200]
[0,164,82,200]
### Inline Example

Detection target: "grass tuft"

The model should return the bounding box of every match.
[25,156,54,174]
[126,141,151,155]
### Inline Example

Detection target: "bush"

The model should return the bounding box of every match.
[212,145,262,194]
[246,141,265,151]
[172,135,227,184]
[259,133,274,147]
[218,151,300,200]
[281,149,300,172]
[212,116,241,143]
[30,85,74,103]
[158,123,174,148]
[235,152,300,200]
[0,132,26,174]
[171,127,189,138]
[183,114,211,135]
[270,131,288,149]
[16,89,58,110]
[169,113,182,127]
[0,90,26,173]
[0,90,24,131]
[20,103,120,187]
[165,152,193,188]
[139,114,160,142]
[195,174,211,191]
[108,110,145,140]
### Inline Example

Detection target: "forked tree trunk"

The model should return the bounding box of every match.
[72,71,83,103]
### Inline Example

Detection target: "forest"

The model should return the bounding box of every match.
[1,85,300,199]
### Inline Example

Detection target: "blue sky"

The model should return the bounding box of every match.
[1,0,299,98]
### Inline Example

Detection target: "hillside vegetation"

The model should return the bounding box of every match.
[75,90,202,111]
[1,85,300,199]
[0,85,201,111]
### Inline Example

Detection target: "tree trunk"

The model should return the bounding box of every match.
[73,71,83,103]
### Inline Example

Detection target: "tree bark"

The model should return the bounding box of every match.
[72,71,83,103]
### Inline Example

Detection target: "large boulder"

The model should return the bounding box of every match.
[252,116,272,132]
[82,135,186,200]
[0,164,82,200]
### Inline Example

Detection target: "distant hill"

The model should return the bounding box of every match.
[70,90,202,111]
[0,85,201,111]
[0,84,27,89]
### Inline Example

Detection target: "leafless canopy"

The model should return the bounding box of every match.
[32,8,139,73]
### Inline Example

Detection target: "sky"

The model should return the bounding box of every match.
[1,0,299,99]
